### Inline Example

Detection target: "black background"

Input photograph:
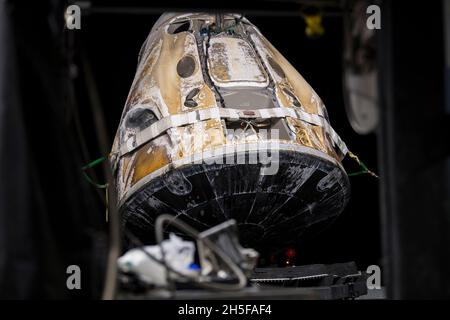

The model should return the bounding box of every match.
[9,0,450,299]
[79,10,380,267]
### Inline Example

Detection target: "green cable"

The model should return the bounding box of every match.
[82,152,377,182]
[81,156,107,170]
[348,170,368,177]
[82,171,108,189]
[347,151,379,178]
[81,156,108,189]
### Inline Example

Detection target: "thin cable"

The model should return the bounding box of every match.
[124,227,240,292]
[123,221,248,292]
[101,165,120,300]
[347,150,379,178]
[155,214,248,291]
[105,185,109,223]
[81,156,108,188]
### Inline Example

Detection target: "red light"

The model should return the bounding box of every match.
[286,247,296,258]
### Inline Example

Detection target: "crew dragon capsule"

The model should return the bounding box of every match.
[110,13,350,248]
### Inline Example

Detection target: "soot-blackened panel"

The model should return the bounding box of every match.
[121,150,350,249]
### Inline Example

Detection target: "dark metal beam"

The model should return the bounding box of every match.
[72,0,344,17]
[378,0,450,299]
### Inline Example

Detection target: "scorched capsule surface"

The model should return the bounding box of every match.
[110,13,350,248]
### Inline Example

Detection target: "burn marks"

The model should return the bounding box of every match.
[120,150,350,249]
[177,55,196,78]
[164,171,192,196]
[124,107,157,131]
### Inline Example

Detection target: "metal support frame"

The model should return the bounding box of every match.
[377,0,450,298]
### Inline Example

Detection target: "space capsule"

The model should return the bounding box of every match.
[110,13,350,248]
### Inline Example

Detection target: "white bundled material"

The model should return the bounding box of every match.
[117,234,196,286]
